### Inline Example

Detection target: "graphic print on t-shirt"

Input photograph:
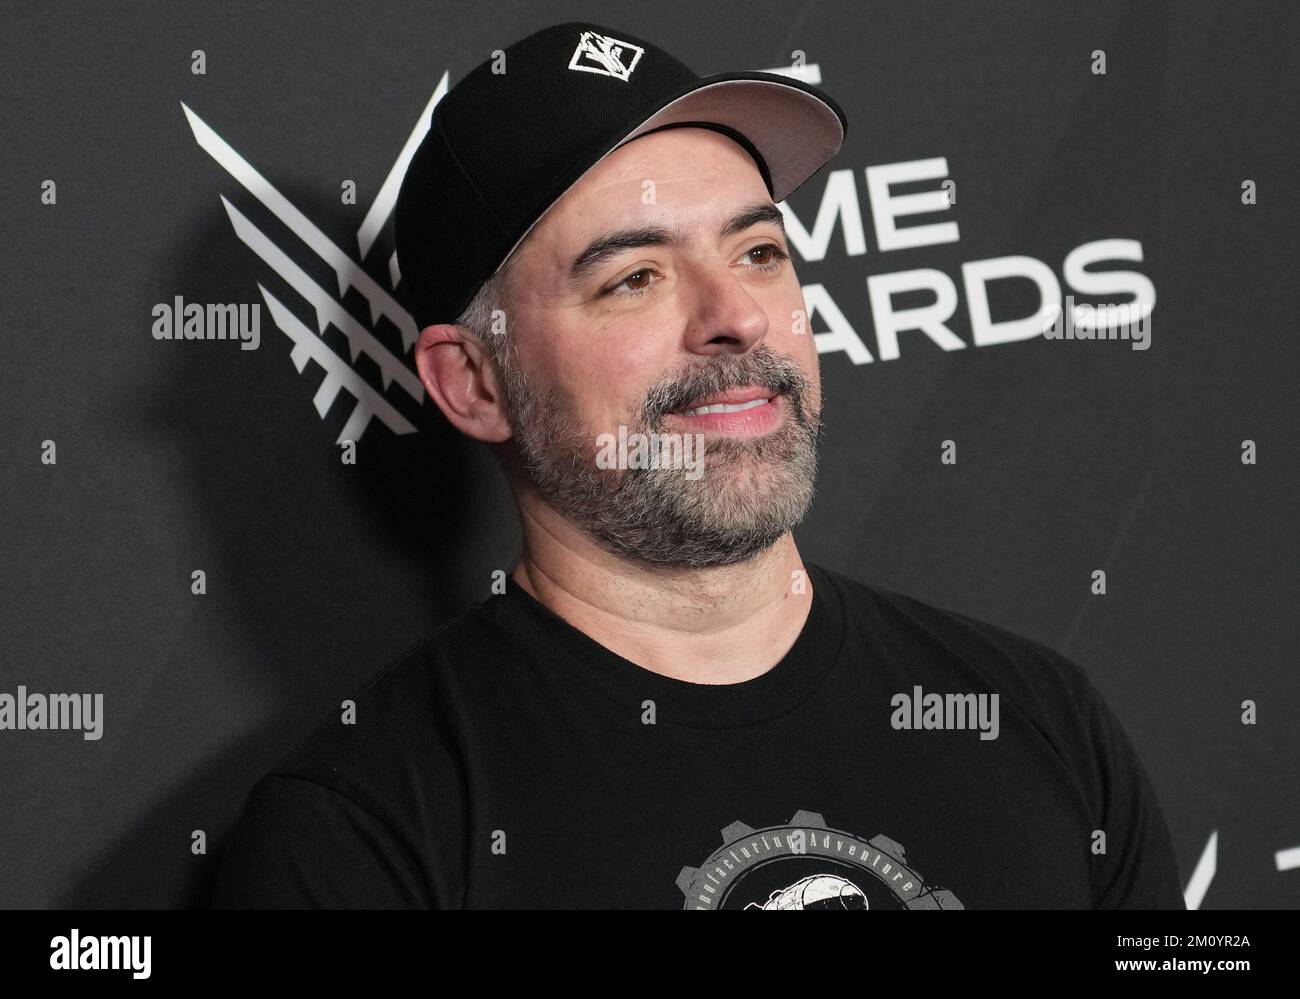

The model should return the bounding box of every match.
[676,810,965,910]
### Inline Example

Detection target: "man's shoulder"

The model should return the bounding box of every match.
[814,562,1102,719]
[816,563,1128,815]
[213,597,518,908]
[262,592,514,797]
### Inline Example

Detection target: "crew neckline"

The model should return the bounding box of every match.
[488,561,847,729]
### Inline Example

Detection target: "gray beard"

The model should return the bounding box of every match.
[497,342,822,569]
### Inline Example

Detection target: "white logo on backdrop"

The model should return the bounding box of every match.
[181,81,453,443]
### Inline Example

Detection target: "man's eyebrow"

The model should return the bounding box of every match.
[719,201,787,242]
[567,201,787,286]
[567,223,675,287]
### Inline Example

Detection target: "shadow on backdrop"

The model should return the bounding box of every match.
[64,181,518,907]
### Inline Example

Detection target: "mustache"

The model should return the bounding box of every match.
[641,350,809,422]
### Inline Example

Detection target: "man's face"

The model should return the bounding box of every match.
[493,126,824,568]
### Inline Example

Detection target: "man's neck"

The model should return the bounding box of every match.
[509,503,814,685]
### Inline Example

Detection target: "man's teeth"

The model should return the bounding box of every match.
[679,398,770,417]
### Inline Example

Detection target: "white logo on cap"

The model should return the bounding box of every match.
[568,30,644,81]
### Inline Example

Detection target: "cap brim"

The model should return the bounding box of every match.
[494,70,847,274]
[618,71,848,203]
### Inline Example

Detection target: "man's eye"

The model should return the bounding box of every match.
[602,243,790,300]
[744,243,791,271]
[604,268,660,299]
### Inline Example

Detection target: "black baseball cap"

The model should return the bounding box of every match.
[394,21,848,333]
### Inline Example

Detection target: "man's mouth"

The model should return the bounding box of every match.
[664,387,784,438]
[670,387,778,417]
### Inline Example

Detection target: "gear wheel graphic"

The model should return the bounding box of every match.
[675,809,965,910]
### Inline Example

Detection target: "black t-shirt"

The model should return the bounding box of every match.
[210,562,1185,909]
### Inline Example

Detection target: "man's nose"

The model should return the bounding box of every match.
[678,261,771,355]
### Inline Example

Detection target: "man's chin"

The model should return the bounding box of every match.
[510,410,819,566]
[534,473,816,569]
[595,525,793,570]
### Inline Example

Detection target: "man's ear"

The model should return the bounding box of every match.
[412,323,513,443]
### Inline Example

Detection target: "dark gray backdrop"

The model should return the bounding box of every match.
[2,0,1296,908]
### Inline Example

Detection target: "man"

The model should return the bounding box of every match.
[211,21,1184,910]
